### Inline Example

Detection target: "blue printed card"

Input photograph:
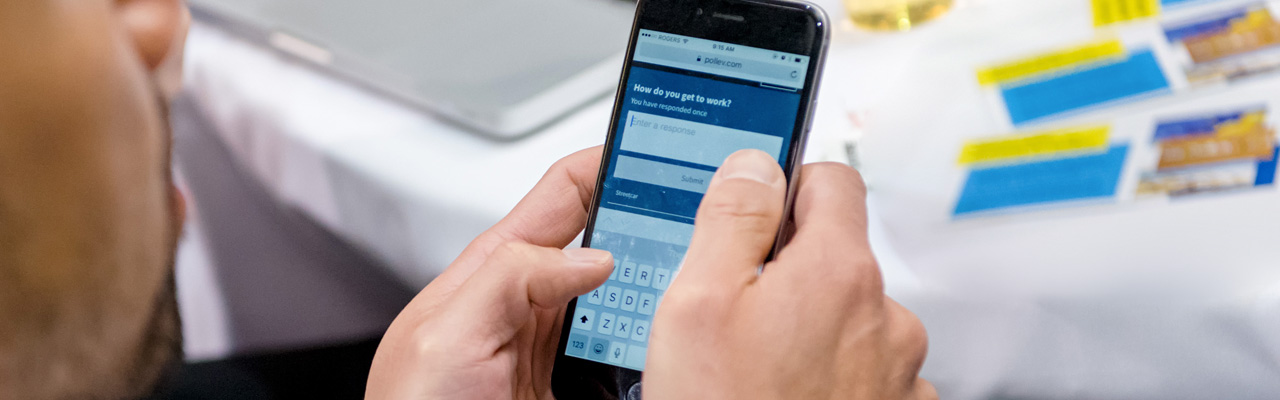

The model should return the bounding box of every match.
[1000,51,1171,126]
[955,145,1130,215]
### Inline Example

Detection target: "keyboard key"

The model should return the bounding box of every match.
[598,312,617,335]
[625,344,647,370]
[586,287,604,305]
[621,290,639,312]
[614,316,633,339]
[633,319,651,342]
[653,268,672,290]
[619,262,637,284]
[638,293,657,316]
[607,341,627,365]
[636,264,654,287]
[572,307,596,331]
[609,259,620,281]
[604,286,622,309]
[587,337,611,362]
[566,333,590,358]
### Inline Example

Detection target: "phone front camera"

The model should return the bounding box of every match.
[696,8,704,16]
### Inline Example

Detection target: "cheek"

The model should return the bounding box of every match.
[117,0,185,69]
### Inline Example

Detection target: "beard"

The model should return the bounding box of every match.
[121,91,185,398]
[123,268,183,399]
[0,56,189,398]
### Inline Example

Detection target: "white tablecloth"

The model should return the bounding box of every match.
[180,0,1280,397]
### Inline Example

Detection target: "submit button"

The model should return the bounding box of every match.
[613,156,715,194]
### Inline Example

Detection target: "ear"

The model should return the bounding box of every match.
[115,0,189,71]
[171,184,187,234]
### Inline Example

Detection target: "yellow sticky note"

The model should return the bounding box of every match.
[958,126,1112,165]
[976,40,1126,86]
[1093,0,1161,27]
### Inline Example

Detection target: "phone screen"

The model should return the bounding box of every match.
[563,28,813,371]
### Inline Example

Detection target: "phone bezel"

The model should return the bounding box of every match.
[551,0,830,398]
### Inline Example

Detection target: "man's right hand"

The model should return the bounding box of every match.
[644,150,936,400]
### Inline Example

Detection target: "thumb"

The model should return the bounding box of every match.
[446,243,614,341]
[677,149,787,295]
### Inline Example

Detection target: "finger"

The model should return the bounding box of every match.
[676,149,787,295]
[885,298,929,391]
[771,163,879,298]
[438,146,604,289]
[790,162,870,248]
[492,146,604,248]
[906,379,939,400]
[443,244,614,343]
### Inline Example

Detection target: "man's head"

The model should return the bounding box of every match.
[0,0,189,397]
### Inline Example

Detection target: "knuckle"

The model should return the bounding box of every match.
[656,286,701,314]
[914,379,939,400]
[840,165,869,194]
[489,241,543,269]
[807,162,867,193]
[548,146,602,186]
[807,161,854,176]
[492,241,529,260]
[903,315,929,367]
[835,162,869,189]
[853,255,885,291]
[551,148,591,172]
[656,284,724,321]
[409,319,465,361]
[541,159,573,184]
[823,252,884,295]
[888,301,929,372]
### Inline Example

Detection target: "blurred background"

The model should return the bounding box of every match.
[163,0,1280,398]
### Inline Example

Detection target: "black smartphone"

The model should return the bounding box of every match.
[551,0,829,398]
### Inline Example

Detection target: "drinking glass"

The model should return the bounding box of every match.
[844,0,955,31]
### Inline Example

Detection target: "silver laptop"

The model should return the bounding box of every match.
[189,0,636,139]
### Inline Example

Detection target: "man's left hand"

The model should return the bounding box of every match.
[366,146,609,400]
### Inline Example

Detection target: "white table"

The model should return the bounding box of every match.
[178,0,1280,397]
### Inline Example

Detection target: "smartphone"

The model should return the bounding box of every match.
[551,0,829,398]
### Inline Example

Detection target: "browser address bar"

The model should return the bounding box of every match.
[633,42,807,89]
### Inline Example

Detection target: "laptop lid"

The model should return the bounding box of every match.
[190,0,636,138]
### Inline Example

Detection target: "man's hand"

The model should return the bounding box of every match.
[645,150,936,400]
[367,147,934,400]
[367,147,610,400]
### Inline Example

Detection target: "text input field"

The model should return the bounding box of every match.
[619,111,783,168]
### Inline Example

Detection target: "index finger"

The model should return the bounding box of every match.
[770,163,879,293]
[436,146,603,288]
[791,162,870,243]
[489,146,603,248]
[375,148,605,352]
